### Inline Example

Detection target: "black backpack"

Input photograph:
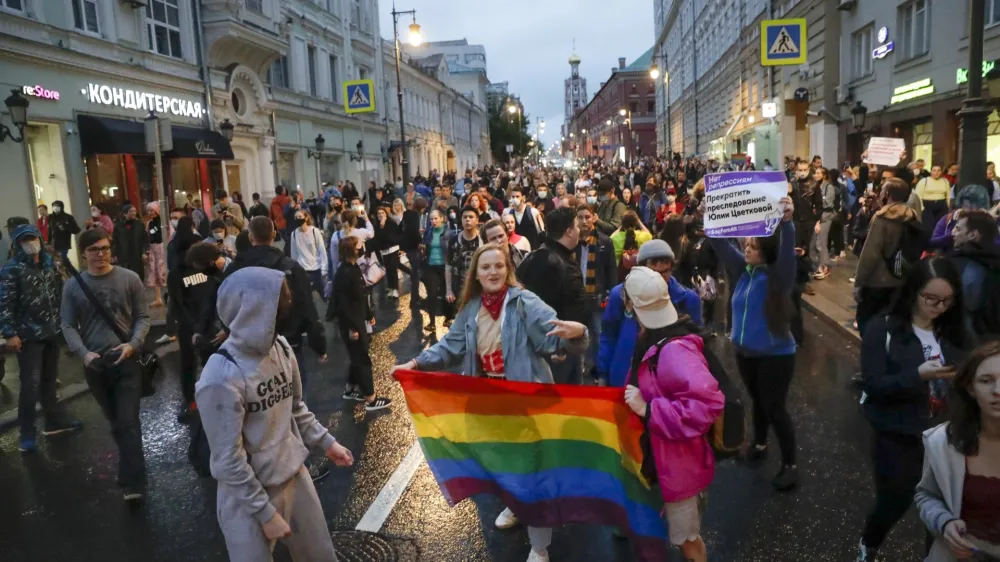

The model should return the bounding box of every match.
[884,219,926,279]
[642,325,747,460]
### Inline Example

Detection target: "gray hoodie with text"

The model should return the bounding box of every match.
[195,267,336,525]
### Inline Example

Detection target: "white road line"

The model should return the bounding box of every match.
[355,442,424,533]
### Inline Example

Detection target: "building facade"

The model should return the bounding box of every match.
[836,0,1000,169]
[381,41,490,180]
[652,0,842,167]
[567,52,658,163]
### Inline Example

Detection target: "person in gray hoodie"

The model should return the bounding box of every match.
[915,341,1000,562]
[196,267,354,561]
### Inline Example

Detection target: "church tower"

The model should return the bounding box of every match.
[564,46,587,133]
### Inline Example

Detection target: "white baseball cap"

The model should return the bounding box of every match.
[624,266,678,329]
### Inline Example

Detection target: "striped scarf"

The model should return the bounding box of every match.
[583,235,598,294]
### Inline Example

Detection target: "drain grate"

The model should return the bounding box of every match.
[331,530,420,562]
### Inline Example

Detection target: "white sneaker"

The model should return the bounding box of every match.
[155,334,176,345]
[848,277,856,284]
[494,507,520,529]
[526,549,549,562]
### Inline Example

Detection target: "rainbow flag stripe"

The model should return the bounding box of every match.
[393,370,667,561]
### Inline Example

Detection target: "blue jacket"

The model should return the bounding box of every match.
[637,192,668,227]
[0,225,63,342]
[413,287,589,383]
[597,277,702,387]
[710,221,797,356]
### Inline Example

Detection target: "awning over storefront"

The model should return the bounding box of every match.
[77,114,234,159]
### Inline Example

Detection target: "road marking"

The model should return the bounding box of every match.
[355,442,424,533]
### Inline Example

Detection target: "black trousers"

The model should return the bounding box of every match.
[736,353,798,466]
[85,359,146,489]
[857,287,897,338]
[861,430,924,550]
[404,249,422,310]
[177,325,212,404]
[17,340,68,436]
[829,216,845,256]
[922,200,948,232]
[380,251,400,292]
[423,265,447,321]
[340,327,374,396]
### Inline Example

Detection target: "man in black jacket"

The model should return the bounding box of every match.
[517,206,588,384]
[399,198,427,310]
[48,200,81,264]
[948,210,1000,343]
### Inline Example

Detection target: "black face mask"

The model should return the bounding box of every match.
[333,204,343,212]
[294,218,306,228]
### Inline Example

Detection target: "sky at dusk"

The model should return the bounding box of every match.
[379,0,656,149]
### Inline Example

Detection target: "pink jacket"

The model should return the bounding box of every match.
[635,334,724,503]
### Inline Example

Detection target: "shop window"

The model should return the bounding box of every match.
[851,25,874,80]
[897,0,929,60]
[987,111,1000,169]
[1,0,22,11]
[269,55,290,89]
[279,152,297,190]
[169,159,200,210]
[135,155,158,209]
[85,155,129,218]
[72,0,100,34]
[913,122,933,168]
[145,0,183,59]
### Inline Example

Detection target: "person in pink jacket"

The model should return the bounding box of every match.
[621,266,725,562]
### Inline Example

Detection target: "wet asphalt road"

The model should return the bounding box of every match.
[0,290,927,562]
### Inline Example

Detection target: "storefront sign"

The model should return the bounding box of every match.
[82,83,204,118]
[957,60,1000,85]
[21,84,60,100]
[194,140,217,156]
[762,102,777,118]
[877,27,889,43]
[703,171,788,238]
[890,78,934,105]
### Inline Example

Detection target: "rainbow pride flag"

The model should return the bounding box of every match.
[393,370,668,561]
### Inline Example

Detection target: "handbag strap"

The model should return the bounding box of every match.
[64,262,129,346]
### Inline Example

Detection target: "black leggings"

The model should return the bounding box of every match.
[861,430,924,550]
[340,327,374,396]
[423,265,447,321]
[380,251,400,292]
[736,353,798,465]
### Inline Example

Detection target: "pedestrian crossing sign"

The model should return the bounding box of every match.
[344,79,376,114]
[761,19,807,66]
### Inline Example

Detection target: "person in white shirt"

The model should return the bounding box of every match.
[328,208,374,279]
[290,211,328,295]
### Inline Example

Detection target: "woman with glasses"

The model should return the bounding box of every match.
[855,258,968,562]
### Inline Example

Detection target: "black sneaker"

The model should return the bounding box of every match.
[308,461,330,482]
[42,420,83,437]
[365,397,392,411]
[746,444,768,464]
[772,464,798,491]
[424,322,435,332]
[342,389,363,401]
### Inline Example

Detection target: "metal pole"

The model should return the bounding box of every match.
[152,118,165,231]
[314,154,320,196]
[958,0,990,189]
[360,113,368,195]
[392,8,410,186]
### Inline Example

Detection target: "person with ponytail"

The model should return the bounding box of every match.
[611,210,652,283]
[709,196,799,491]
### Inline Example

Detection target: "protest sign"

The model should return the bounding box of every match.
[863,137,906,167]
[704,171,788,238]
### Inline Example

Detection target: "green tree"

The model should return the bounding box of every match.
[488,103,532,164]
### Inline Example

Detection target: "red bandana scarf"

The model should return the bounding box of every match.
[480,285,509,320]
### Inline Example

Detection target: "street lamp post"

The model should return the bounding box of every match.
[507,101,522,157]
[392,4,422,187]
[307,134,326,195]
[958,0,990,189]
[619,108,633,165]
[1,89,29,143]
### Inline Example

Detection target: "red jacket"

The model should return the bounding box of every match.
[270,194,290,230]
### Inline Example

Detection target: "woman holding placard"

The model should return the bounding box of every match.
[709,196,800,491]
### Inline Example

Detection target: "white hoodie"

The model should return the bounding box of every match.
[195,267,336,525]
[291,225,328,276]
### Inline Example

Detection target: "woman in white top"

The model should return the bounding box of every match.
[290,210,328,295]
[328,208,374,280]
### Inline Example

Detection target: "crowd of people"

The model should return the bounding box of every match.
[0,150,998,562]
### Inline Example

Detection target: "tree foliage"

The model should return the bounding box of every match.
[488,103,533,164]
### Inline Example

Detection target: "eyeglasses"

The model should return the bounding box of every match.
[85,245,112,255]
[920,293,953,308]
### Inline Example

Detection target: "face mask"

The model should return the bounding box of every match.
[586,196,598,205]
[213,232,225,240]
[510,198,521,207]
[21,240,41,255]
[537,191,548,199]
[598,194,609,203]
[52,206,62,213]
[448,212,457,220]
[91,210,100,218]
[170,219,179,229]
[667,195,677,203]
[352,205,364,213]
[333,204,343,211]
[294,218,306,228]
[796,171,809,180]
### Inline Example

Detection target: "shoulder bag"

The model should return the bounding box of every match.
[65,262,160,397]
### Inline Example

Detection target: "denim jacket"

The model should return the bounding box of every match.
[413,287,589,383]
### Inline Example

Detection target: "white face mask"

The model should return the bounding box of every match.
[21,240,41,255]
[170,219,179,229]
[213,232,225,240]
[586,196,598,205]
[537,191,548,199]
[52,205,62,213]
[510,197,521,207]
[667,195,677,203]
[91,210,100,218]
[448,212,456,220]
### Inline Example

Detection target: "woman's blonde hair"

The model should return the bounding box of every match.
[457,243,521,310]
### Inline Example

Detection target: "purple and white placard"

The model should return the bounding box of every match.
[704,171,788,238]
